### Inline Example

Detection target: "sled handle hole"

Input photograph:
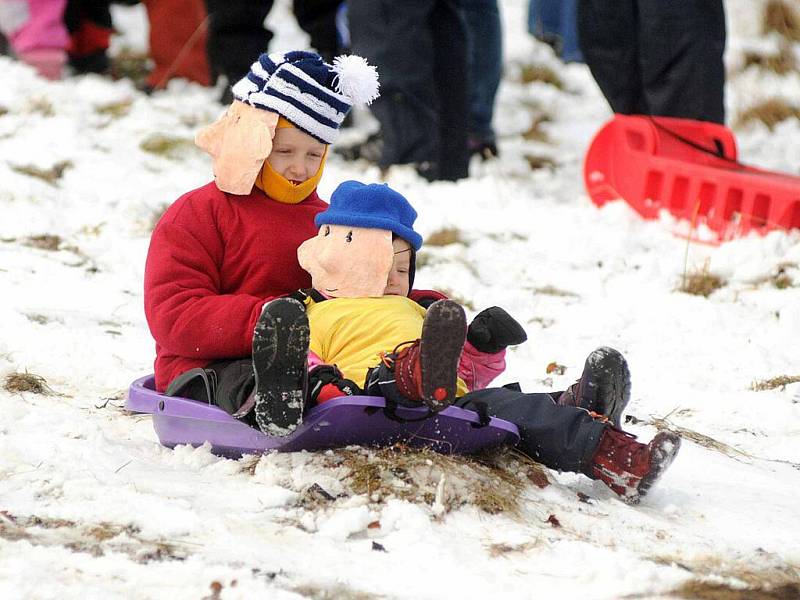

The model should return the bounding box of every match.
[158,400,165,412]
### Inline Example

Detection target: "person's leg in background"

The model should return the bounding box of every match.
[638,0,725,124]
[577,0,644,115]
[462,0,502,159]
[430,0,470,180]
[292,0,344,63]
[528,0,562,53]
[558,0,583,63]
[204,0,274,103]
[64,0,112,75]
[2,0,69,80]
[143,0,211,91]
[348,0,439,173]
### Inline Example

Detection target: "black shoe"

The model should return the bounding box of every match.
[468,137,499,161]
[252,298,310,436]
[558,347,631,428]
[333,131,383,163]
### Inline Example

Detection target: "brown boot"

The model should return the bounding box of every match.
[388,300,466,411]
[589,427,681,504]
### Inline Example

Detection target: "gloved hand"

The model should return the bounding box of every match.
[308,365,362,405]
[467,306,528,354]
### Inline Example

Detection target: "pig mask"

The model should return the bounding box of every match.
[195,100,278,195]
[297,224,394,298]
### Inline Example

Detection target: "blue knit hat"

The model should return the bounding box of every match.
[231,50,379,144]
[316,181,423,250]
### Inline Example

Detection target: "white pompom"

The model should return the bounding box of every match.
[332,55,380,106]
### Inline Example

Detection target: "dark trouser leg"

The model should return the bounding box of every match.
[204,0,274,86]
[577,0,644,115]
[638,0,725,124]
[431,0,470,180]
[348,0,438,169]
[462,0,501,144]
[292,0,344,61]
[167,359,255,417]
[455,387,606,473]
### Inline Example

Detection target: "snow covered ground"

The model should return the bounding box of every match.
[1,1,799,598]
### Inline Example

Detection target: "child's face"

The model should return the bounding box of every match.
[383,237,411,297]
[267,127,327,184]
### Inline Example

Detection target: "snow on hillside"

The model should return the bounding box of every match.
[1,1,799,598]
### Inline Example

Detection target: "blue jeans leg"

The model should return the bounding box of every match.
[462,0,502,143]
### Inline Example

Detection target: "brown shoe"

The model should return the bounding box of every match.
[389,300,466,412]
[589,427,681,504]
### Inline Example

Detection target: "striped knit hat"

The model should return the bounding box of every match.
[231,50,380,144]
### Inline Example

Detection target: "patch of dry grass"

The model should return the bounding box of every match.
[95,99,133,118]
[0,106,8,117]
[26,97,54,117]
[519,64,563,89]
[140,134,195,160]
[292,583,379,600]
[110,48,152,85]
[10,161,72,185]
[741,44,797,75]
[735,98,800,131]
[323,446,544,518]
[425,227,464,246]
[23,234,62,251]
[751,375,800,391]
[763,0,800,42]
[523,114,551,143]
[535,285,578,298]
[679,262,726,297]
[524,154,557,170]
[671,577,800,600]
[3,372,55,395]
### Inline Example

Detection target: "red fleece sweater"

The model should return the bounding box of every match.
[144,182,327,391]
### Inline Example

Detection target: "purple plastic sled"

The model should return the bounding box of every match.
[127,376,519,458]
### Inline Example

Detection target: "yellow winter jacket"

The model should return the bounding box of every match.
[304,294,468,396]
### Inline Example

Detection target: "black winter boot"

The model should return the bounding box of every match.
[252,298,309,436]
[557,346,631,428]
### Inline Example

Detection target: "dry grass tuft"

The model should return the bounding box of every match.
[140,134,195,160]
[627,414,749,461]
[741,44,797,75]
[735,98,800,131]
[524,154,557,170]
[110,48,152,85]
[292,583,379,600]
[535,285,578,298]
[95,99,133,118]
[10,161,72,185]
[672,580,800,600]
[523,114,551,142]
[26,97,54,117]
[425,227,464,246]
[750,375,800,391]
[4,372,55,395]
[327,446,535,517]
[679,262,726,297]
[763,0,800,41]
[0,106,8,117]
[519,64,563,89]
[487,541,538,557]
[24,234,62,251]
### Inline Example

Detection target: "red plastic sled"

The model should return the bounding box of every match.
[584,114,800,241]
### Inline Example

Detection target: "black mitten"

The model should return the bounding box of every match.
[467,306,528,354]
[308,365,362,404]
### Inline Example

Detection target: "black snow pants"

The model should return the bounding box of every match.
[456,387,606,474]
[577,0,726,124]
